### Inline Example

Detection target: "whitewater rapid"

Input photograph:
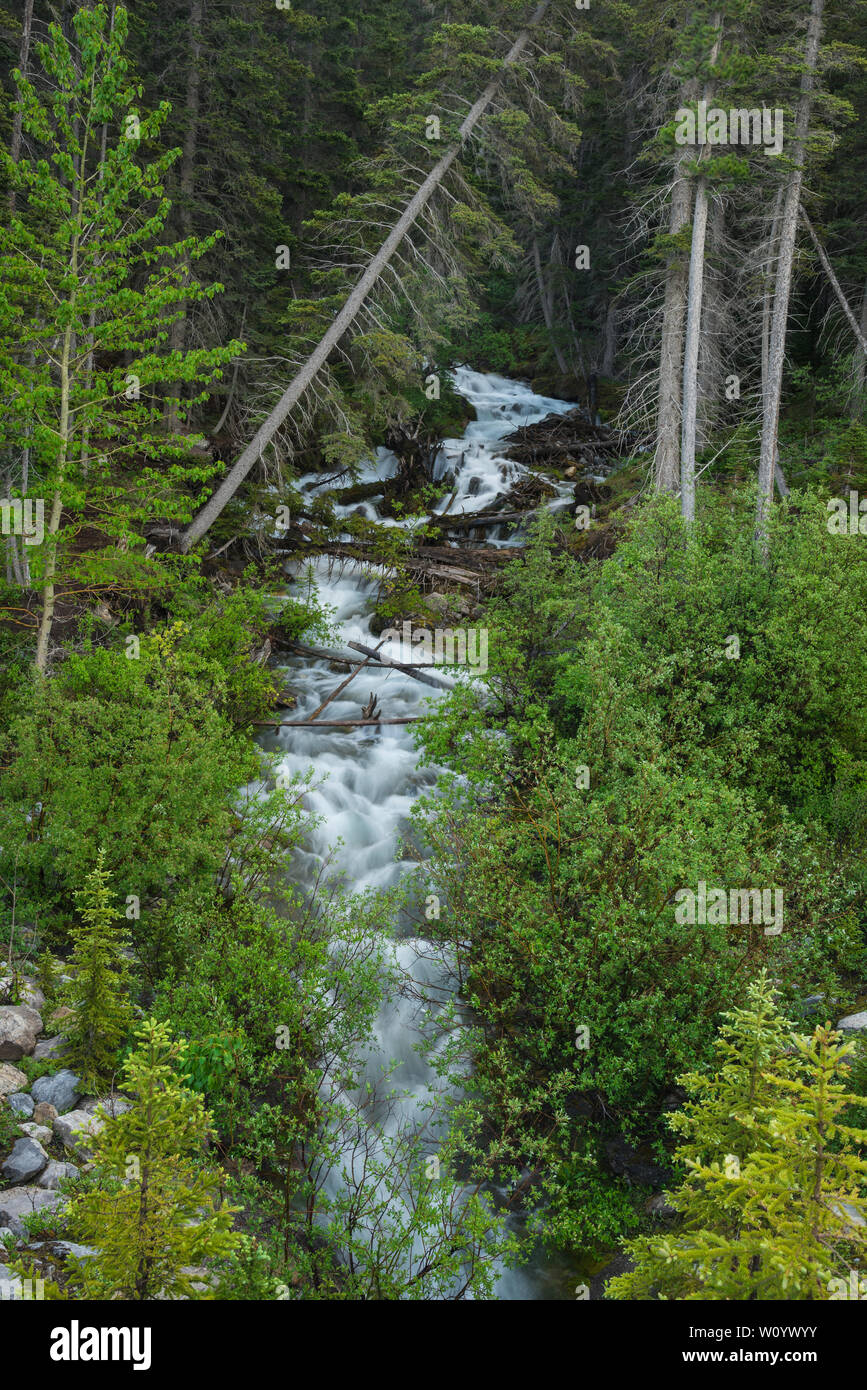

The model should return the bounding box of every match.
[259,369,577,1298]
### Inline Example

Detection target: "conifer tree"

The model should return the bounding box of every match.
[63,849,133,1094]
[66,1017,240,1301]
[608,974,867,1300]
[0,4,242,668]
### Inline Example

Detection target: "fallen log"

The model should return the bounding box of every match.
[412,544,515,566]
[254,716,423,728]
[347,640,453,688]
[275,638,369,664]
[273,637,448,670]
[331,479,388,506]
[306,639,386,721]
[438,509,535,529]
[405,561,481,586]
[179,0,553,553]
[503,408,630,461]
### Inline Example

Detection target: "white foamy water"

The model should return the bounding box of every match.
[260,370,579,1297]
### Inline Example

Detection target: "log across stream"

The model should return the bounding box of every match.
[256,369,581,1298]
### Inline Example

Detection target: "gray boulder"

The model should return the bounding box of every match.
[645,1193,678,1219]
[50,1241,97,1261]
[1,1139,48,1184]
[81,1094,132,1119]
[32,1035,69,1061]
[0,1004,42,1060]
[0,1062,28,1096]
[53,1108,104,1155]
[836,1011,867,1033]
[17,1122,52,1145]
[0,978,45,1011]
[1,1137,49,1184]
[7,1092,33,1117]
[36,1160,80,1191]
[0,1185,64,1225]
[31,1068,81,1115]
[831,1199,866,1232]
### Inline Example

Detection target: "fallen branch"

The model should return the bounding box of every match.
[405,559,481,587]
[347,640,453,688]
[277,638,371,664]
[306,639,386,721]
[254,716,423,728]
[274,637,449,669]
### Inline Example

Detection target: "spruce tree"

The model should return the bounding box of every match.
[66,1017,240,1301]
[63,849,133,1094]
[0,4,242,667]
[608,974,867,1300]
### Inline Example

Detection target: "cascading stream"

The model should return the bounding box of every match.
[258,370,577,1298]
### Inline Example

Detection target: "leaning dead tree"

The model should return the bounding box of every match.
[179,0,552,554]
[800,209,867,358]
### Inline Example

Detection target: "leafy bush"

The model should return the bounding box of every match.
[412,492,867,1251]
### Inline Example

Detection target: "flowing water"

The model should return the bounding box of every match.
[257,369,580,1298]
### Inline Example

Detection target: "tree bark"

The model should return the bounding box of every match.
[600,295,618,378]
[762,188,784,395]
[654,80,697,493]
[756,0,825,546]
[800,209,867,356]
[853,277,867,417]
[696,197,725,444]
[35,319,74,673]
[680,15,722,522]
[680,179,710,521]
[179,0,553,553]
[532,238,568,373]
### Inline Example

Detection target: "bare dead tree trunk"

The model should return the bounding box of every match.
[760,189,791,496]
[852,277,867,417]
[600,295,618,378]
[697,197,725,444]
[680,16,722,522]
[533,238,568,373]
[180,0,552,553]
[762,188,784,393]
[680,181,710,521]
[800,209,867,356]
[654,78,698,493]
[756,0,825,547]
